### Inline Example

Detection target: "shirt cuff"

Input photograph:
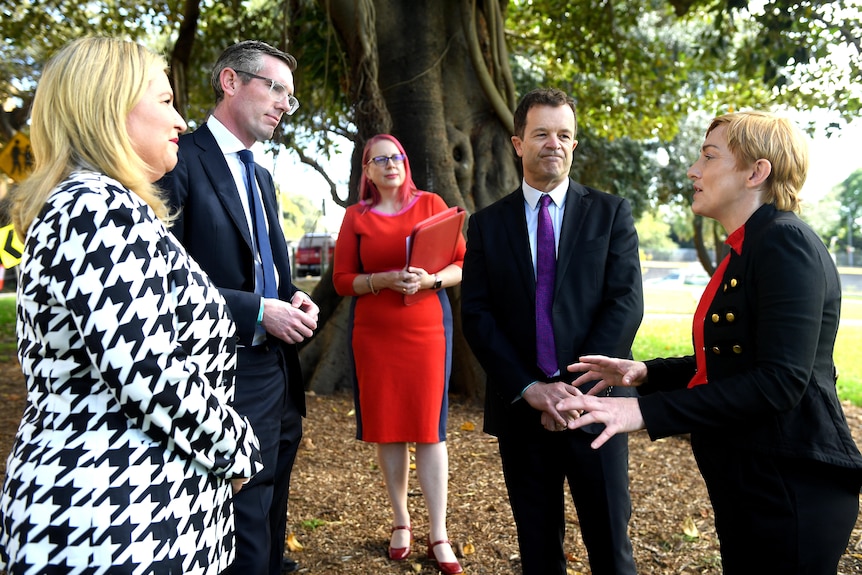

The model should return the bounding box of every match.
[513,380,540,403]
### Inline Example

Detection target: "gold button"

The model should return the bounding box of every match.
[730,278,738,288]
[711,313,720,323]
[733,344,742,354]
[711,346,721,355]
[726,312,735,322]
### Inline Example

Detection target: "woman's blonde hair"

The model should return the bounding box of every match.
[706,111,809,213]
[11,37,172,238]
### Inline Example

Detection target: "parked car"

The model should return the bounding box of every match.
[294,232,338,277]
[648,268,710,287]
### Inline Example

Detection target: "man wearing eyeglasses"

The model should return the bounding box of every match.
[158,40,318,575]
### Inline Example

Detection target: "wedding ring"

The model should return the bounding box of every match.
[403,287,407,293]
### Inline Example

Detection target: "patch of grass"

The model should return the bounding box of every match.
[633,316,693,360]
[300,518,327,530]
[829,296,862,405]
[0,294,16,362]
[642,287,700,316]
[1,286,860,405]
[635,291,862,406]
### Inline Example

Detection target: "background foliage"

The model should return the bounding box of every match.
[2,0,861,395]
[3,1,861,199]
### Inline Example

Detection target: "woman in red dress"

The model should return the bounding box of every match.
[332,134,465,574]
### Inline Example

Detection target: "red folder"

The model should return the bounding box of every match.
[403,206,466,305]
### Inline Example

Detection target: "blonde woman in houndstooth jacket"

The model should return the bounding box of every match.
[0,37,263,574]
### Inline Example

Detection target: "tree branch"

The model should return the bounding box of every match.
[461,0,514,135]
[168,0,201,119]
[290,145,348,209]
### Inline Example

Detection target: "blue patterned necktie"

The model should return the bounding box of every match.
[237,150,278,298]
[536,194,557,377]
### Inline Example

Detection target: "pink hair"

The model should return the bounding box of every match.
[358,134,419,207]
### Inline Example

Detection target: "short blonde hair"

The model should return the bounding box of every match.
[11,37,172,237]
[706,111,809,213]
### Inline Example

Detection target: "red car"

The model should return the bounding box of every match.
[294,232,338,277]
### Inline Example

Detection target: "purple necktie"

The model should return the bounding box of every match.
[238,150,278,298]
[536,194,557,377]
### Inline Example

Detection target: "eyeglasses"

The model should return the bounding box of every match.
[366,153,407,167]
[233,69,300,115]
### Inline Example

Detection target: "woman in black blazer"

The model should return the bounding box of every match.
[558,111,862,574]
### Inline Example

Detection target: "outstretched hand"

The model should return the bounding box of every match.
[567,355,647,395]
[556,395,645,449]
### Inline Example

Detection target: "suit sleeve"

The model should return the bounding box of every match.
[576,197,644,359]
[461,211,536,401]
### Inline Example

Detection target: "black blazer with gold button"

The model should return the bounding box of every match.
[638,203,862,470]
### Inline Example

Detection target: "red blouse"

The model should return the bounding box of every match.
[687,224,746,388]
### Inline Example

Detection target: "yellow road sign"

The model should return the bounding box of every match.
[0,132,33,183]
[0,223,24,268]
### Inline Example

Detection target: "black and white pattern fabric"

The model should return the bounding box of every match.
[0,171,262,574]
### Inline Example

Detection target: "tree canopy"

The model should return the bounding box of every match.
[3,1,861,174]
[807,168,862,265]
[2,0,861,396]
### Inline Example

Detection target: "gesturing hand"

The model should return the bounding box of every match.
[566,355,648,395]
[557,396,645,449]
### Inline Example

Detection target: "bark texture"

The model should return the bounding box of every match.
[300,0,519,399]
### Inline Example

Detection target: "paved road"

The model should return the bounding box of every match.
[643,263,862,296]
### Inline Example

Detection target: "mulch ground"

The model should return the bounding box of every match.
[1,361,861,574]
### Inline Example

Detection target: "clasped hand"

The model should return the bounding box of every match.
[260,291,319,344]
[522,381,584,432]
[382,267,429,295]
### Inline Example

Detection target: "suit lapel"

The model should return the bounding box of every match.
[556,181,589,288]
[502,189,538,298]
[192,126,255,252]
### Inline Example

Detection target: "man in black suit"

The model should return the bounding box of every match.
[158,41,318,575]
[461,88,643,575]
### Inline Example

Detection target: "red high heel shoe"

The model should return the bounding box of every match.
[427,538,463,574]
[388,525,412,561]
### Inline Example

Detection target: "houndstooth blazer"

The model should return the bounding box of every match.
[0,171,262,574]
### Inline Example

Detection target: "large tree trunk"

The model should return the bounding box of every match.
[167,0,201,120]
[299,0,519,400]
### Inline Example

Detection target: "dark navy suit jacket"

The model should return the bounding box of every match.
[462,180,644,437]
[158,124,306,416]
